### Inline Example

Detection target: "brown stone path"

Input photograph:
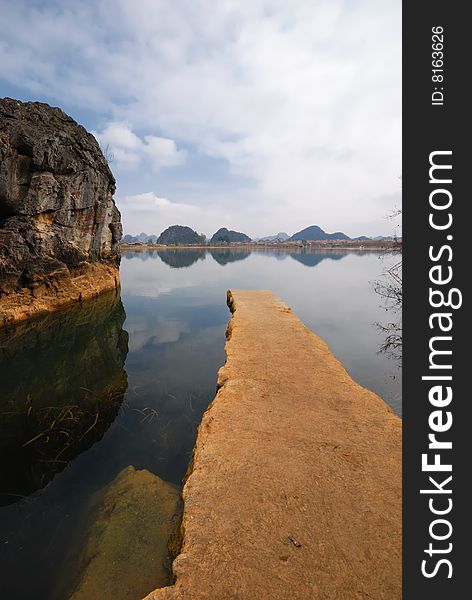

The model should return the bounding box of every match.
[145,290,401,600]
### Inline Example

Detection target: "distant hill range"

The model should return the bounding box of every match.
[157,225,205,245]
[257,232,290,242]
[122,232,158,244]
[123,227,205,245]
[288,225,395,242]
[210,227,251,243]
[122,225,396,245]
[289,225,350,241]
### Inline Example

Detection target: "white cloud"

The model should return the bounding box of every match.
[125,315,190,351]
[0,0,401,236]
[120,192,195,213]
[143,135,186,168]
[117,191,242,238]
[118,192,200,235]
[92,122,187,171]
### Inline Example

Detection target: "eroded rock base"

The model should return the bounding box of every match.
[0,261,119,326]
[145,290,401,600]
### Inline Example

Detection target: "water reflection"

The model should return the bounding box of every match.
[122,248,158,261]
[0,290,128,506]
[289,250,346,267]
[158,248,206,268]
[209,248,251,265]
[0,280,225,599]
[0,246,401,599]
[121,246,357,269]
[119,248,401,414]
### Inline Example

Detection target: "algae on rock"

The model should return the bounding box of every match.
[62,466,182,600]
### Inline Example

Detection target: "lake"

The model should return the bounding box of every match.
[0,247,401,599]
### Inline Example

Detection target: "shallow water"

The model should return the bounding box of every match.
[0,248,401,599]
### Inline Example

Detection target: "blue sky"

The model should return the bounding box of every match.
[0,0,401,238]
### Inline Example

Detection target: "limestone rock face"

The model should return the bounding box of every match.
[0,97,122,324]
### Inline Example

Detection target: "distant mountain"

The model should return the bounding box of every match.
[210,227,251,243]
[122,234,138,243]
[122,232,158,244]
[123,226,389,245]
[157,225,206,245]
[289,225,350,241]
[258,232,290,242]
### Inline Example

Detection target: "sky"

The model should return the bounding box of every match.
[0,0,401,238]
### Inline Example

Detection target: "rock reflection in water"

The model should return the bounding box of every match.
[157,248,206,268]
[289,249,347,267]
[209,248,251,265]
[0,290,128,505]
[0,284,223,600]
[0,246,402,600]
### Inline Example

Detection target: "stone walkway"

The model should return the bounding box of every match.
[145,290,401,600]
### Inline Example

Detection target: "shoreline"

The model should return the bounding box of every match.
[121,243,393,251]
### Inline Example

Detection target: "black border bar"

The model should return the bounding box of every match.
[403,2,468,597]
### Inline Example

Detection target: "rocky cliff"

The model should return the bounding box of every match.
[0,97,122,325]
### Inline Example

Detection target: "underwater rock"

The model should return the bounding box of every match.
[66,466,181,600]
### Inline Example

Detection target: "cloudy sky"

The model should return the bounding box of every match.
[0,0,401,238]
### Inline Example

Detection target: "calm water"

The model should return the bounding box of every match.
[0,248,401,599]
